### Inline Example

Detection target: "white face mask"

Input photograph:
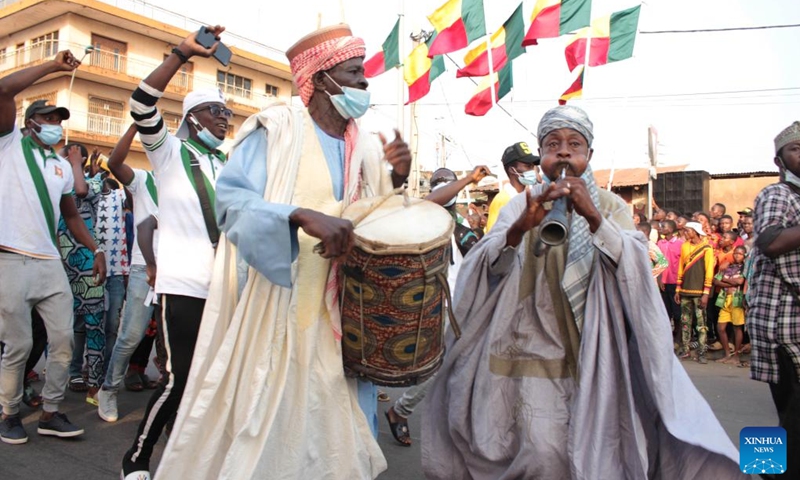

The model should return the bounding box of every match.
[517,169,539,186]
[779,158,800,188]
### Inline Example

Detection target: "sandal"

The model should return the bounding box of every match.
[125,372,144,392]
[738,361,750,368]
[377,390,390,403]
[384,409,412,447]
[68,376,88,393]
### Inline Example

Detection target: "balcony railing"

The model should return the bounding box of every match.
[168,71,192,92]
[90,50,127,73]
[87,113,125,137]
[218,84,252,100]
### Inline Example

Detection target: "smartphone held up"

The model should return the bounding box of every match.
[195,27,232,66]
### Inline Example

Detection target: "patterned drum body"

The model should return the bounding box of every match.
[340,195,454,387]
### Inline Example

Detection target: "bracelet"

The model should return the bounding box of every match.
[94,248,104,256]
[171,47,189,64]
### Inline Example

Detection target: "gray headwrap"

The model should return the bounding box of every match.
[537,105,594,147]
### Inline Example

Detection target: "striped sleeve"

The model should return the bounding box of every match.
[130,81,168,152]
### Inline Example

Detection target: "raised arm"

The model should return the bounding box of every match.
[64,145,88,198]
[107,124,138,185]
[426,165,490,207]
[141,26,224,92]
[0,51,79,133]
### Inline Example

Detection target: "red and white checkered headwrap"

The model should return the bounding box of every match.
[289,36,366,106]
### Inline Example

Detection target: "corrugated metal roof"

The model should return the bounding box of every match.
[592,165,689,188]
[709,171,779,179]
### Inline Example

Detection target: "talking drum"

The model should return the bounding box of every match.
[340,194,456,387]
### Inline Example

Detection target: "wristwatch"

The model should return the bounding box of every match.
[94,248,104,256]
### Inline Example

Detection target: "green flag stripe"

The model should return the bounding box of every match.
[382,18,401,69]
[504,3,526,61]
[462,0,487,43]
[608,5,641,63]
[498,63,513,99]
[559,0,592,35]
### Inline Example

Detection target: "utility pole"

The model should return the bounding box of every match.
[407,29,432,198]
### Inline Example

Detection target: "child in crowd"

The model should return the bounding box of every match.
[714,246,747,366]
[637,222,668,279]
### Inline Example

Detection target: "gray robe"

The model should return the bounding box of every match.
[422,189,745,480]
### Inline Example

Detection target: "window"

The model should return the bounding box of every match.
[163,112,182,135]
[30,31,59,62]
[90,34,127,73]
[88,97,125,136]
[0,48,6,67]
[15,43,25,67]
[15,100,23,128]
[265,83,278,97]
[217,71,252,99]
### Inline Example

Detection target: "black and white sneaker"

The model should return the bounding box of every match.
[0,414,28,444]
[37,412,84,438]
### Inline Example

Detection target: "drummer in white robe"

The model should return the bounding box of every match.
[155,25,410,480]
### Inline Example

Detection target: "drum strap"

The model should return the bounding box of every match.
[436,270,461,339]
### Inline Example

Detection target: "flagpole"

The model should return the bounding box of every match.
[397,2,405,141]
[581,4,593,101]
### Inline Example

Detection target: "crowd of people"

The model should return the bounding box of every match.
[0,21,797,480]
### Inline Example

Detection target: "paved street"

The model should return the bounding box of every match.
[0,353,776,479]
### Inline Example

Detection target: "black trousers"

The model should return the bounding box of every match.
[768,346,800,478]
[124,294,205,470]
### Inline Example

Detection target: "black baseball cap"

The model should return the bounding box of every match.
[24,99,70,121]
[501,141,539,166]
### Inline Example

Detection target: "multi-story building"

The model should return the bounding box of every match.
[0,0,293,169]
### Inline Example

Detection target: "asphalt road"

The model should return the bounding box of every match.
[0,351,777,479]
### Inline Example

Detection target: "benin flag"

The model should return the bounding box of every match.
[364,19,401,78]
[464,63,513,116]
[427,0,486,57]
[521,0,591,46]
[565,5,641,71]
[404,32,446,104]
[559,65,584,104]
[457,3,525,78]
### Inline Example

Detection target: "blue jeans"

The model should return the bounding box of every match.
[356,379,378,439]
[103,266,154,391]
[104,274,126,369]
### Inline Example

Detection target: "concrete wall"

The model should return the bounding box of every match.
[709,176,778,222]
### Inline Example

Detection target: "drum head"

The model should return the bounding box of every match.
[343,195,454,254]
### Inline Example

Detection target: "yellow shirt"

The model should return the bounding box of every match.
[485,184,518,233]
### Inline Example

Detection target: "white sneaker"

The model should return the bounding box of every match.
[97,388,119,423]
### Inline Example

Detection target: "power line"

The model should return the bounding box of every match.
[639,23,800,34]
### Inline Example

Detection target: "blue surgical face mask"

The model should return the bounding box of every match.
[191,114,224,150]
[31,121,63,146]
[518,169,539,186]
[324,73,370,119]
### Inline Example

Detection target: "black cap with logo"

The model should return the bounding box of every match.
[501,141,539,166]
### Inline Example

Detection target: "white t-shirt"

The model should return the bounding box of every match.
[0,127,75,259]
[146,136,223,299]
[127,169,160,267]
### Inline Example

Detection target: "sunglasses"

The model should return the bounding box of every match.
[193,105,233,119]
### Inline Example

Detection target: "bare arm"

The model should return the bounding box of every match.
[65,145,88,198]
[426,166,490,206]
[0,51,80,133]
[141,26,224,92]
[137,215,157,287]
[107,124,138,185]
[60,195,107,284]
